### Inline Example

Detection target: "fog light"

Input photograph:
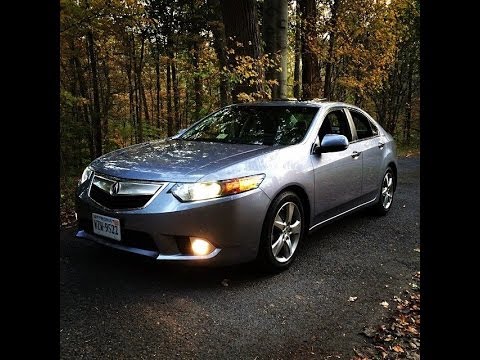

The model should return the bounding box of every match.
[190,238,213,256]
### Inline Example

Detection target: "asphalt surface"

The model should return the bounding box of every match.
[60,157,420,360]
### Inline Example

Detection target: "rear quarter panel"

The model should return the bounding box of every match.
[377,124,398,185]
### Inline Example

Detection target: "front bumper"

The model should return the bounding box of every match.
[75,180,271,266]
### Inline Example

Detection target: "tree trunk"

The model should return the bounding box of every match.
[404,62,413,144]
[192,41,203,121]
[141,84,150,126]
[101,56,112,143]
[277,0,288,98]
[221,0,262,102]
[263,0,288,99]
[263,0,279,98]
[86,29,102,157]
[293,0,302,99]
[126,44,136,144]
[147,66,155,127]
[166,58,173,137]
[185,86,190,126]
[72,50,94,160]
[299,0,321,99]
[324,0,340,100]
[128,35,139,142]
[155,45,161,130]
[172,55,180,131]
[134,35,145,143]
[207,0,229,107]
[67,42,80,168]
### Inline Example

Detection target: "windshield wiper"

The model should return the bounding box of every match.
[183,137,230,143]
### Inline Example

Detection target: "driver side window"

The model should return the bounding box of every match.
[318,109,353,141]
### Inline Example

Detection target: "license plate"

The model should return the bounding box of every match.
[92,213,121,241]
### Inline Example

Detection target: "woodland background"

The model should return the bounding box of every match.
[60,0,419,221]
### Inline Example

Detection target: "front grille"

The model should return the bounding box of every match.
[88,174,166,210]
[90,184,152,209]
[79,219,158,251]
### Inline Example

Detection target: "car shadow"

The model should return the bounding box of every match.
[60,206,380,296]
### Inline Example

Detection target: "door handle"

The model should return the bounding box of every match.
[378,142,385,149]
[351,151,361,159]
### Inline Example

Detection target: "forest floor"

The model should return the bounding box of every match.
[60,156,420,359]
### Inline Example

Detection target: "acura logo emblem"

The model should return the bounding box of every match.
[110,182,120,196]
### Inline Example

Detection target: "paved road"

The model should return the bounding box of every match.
[60,157,420,360]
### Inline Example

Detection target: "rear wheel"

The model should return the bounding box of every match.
[257,191,305,272]
[372,167,395,215]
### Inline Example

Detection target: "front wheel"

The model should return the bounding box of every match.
[372,167,395,215]
[257,191,305,272]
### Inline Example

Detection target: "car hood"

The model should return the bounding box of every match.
[90,139,274,182]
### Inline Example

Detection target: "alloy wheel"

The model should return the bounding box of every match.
[382,171,394,210]
[271,202,302,263]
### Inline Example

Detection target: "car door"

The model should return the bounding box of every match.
[311,107,363,220]
[346,108,384,197]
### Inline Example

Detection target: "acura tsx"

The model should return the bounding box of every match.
[75,100,397,270]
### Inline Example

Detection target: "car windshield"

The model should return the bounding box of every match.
[179,105,319,146]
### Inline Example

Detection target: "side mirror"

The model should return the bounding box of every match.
[313,134,349,154]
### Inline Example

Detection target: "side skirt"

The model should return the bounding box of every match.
[308,195,377,232]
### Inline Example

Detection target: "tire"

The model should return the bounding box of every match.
[372,166,395,216]
[257,191,305,272]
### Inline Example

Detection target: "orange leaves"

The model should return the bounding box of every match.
[222,52,280,102]
[356,272,420,359]
[392,345,404,353]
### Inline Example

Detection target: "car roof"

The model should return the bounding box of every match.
[232,100,357,109]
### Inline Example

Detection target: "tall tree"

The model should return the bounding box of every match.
[299,0,321,99]
[60,0,420,181]
[263,0,289,99]
[192,40,203,120]
[207,0,229,106]
[83,0,103,156]
[323,0,340,100]
[166,56,173,136]
[154,43,162,130]
[86,28,102,157]
[293,0,302,99]
[221,0,262,102]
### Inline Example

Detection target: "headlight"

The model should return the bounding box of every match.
[171,174,265,202]
[79,166,93,185]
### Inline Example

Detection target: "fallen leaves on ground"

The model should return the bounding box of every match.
[380,301,389,308]
[60,204,77,228]
[352,272,420,360]
[392,345,404,353]
[60,177,79,228]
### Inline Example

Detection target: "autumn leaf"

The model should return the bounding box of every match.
[406,326,418,335]
[392,345,404,353]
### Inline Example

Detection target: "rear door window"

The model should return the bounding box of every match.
[350,110,377,140]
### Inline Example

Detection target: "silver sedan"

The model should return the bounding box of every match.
[75,100,397,271]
